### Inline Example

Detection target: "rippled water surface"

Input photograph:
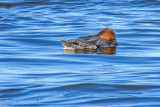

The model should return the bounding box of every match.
[0,0,160,106]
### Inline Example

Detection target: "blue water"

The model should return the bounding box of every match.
[0,0,160,106]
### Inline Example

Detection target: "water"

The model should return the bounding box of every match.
[0,0,160,106]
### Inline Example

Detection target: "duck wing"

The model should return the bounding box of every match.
[61,37,97,50]
[79,35,111,47]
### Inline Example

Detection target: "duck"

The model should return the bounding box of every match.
[61,28,117,50]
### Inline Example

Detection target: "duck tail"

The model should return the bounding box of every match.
[61,40,66,46]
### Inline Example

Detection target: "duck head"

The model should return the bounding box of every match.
[98,28,117,45]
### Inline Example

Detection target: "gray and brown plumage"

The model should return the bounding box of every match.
[61,28,117,50]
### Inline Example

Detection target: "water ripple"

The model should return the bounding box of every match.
[0,0,160,106]
[0,1,51,8]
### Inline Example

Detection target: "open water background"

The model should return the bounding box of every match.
[0,0,160,106]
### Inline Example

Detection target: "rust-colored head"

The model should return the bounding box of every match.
[98,28,116,43]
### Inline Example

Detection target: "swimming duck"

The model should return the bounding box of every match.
[61,28,117,50]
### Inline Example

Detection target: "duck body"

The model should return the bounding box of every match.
[61,28,117,50]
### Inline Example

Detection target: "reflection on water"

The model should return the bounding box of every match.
[63,47,116,55]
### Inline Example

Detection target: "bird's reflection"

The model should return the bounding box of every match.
[63,47,116,55]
